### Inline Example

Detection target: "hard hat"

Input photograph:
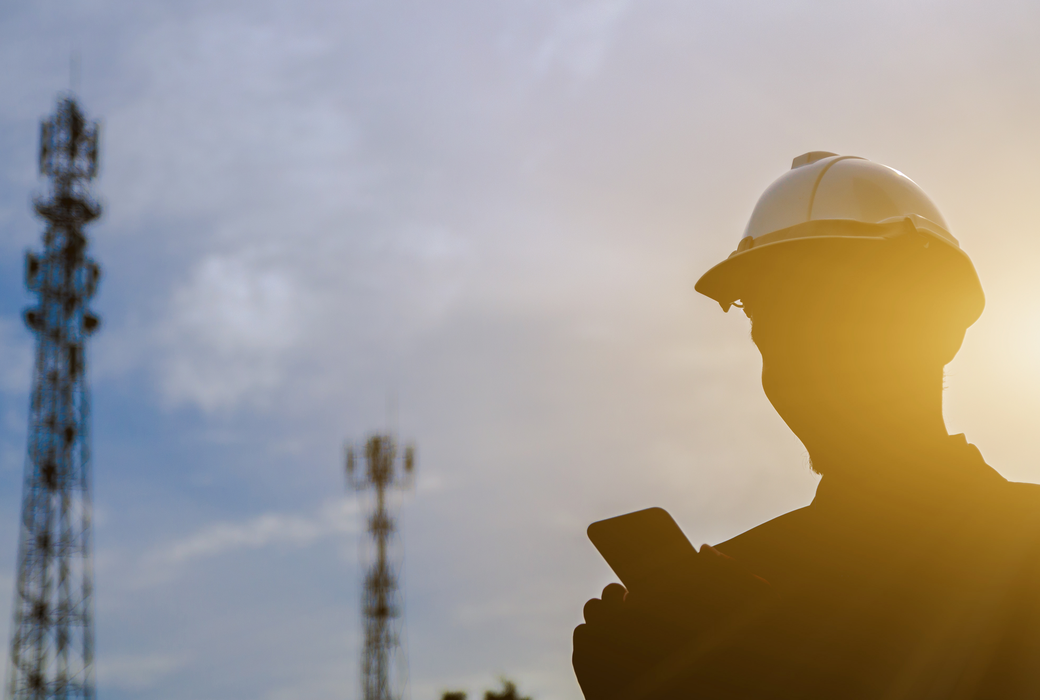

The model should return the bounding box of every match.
[695,152,985,327]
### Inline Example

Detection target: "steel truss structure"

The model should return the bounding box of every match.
[345,435,414,700]
[6,95,102,700]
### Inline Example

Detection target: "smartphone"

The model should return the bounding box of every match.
[587,507,698,594]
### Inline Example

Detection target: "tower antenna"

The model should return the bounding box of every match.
[4,95,102,700]
[345,433,415,700]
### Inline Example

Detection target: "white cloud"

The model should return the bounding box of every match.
[157,253,311,411]
[135,499,359,586]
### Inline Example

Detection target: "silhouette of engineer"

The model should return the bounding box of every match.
[573,153,1040,699]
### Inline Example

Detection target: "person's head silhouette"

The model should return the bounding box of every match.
[697,154,984,478]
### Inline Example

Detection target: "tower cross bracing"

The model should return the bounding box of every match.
[6,95,102,700]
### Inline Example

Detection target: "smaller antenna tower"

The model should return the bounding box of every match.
[345,435,415,700]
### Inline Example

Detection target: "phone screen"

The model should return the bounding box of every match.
[587,507,698,594]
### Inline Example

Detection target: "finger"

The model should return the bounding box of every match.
[699,543,732,559]
[583,597,605,625]
[601,583,627,605]
[697,544,773,596]
[573,624,623,700]
[573,622,590,649]
[572,624,601,697]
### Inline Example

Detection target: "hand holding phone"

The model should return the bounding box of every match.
[575,508,774,699]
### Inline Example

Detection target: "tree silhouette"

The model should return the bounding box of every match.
[439,678,530,700]
[484,679,531,700]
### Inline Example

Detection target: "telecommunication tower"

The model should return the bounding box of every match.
[345,435,415,700]
[6,95,102,700]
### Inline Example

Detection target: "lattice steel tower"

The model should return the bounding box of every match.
[345,435,415,700]
[6,95,102,700]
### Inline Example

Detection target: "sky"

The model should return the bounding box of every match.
[4,1,1040,698]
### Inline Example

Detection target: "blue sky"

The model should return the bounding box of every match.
[4,1,1040,699]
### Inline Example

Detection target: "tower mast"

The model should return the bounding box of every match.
[345,435,415,700]
[6,95,102,700]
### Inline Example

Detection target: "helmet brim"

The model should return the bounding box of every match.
[695,218,985,328]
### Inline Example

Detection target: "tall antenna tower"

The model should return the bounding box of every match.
[345,435,415,700]
[6,95,102,700]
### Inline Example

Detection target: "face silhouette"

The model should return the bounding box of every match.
[739,244,966,467]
